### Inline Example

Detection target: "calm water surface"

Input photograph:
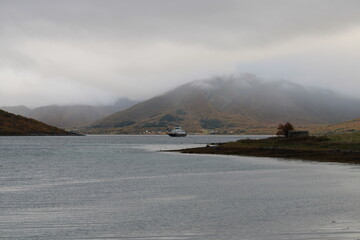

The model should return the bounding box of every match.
[1,135,360,240]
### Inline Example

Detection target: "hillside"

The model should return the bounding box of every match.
[313,117,360,135]
[0,110,77,136]
[1,98,139,129]
[92,75,360,134]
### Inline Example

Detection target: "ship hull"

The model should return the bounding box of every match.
[168,133,187,137]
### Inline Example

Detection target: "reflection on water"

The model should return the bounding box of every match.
[1,135,360,240]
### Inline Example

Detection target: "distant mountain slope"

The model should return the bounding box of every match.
[1,98,139,129]
[0,110,76,136]
[314,117,360,135]
[0,105,32,116]
[92,74,360,133]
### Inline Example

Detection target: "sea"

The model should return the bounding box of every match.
[1,135,360,240]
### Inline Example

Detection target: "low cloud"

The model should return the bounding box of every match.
[1,0,360,106]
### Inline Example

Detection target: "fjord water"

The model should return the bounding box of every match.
[1,135,360,240]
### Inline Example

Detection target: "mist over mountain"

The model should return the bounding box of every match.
[93,74,360,133]
[1,98,139,129]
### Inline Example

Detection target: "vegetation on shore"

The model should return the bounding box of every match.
[178,132,360,164]
[0,109,79,136]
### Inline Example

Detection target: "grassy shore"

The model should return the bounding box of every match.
[177,132,360,164]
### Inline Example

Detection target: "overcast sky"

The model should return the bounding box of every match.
[1,0,360,107]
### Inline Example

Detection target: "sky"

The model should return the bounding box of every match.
[1,0,360,107]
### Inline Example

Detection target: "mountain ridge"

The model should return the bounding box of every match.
[1,98,139,129]
[92,75,360,134]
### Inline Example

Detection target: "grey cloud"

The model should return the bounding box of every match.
[2,0,360,46]
[1,0,360,106]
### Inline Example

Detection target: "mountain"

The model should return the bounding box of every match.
[0,109,77,136]
[0,105,32,116]
[313,117,360,135]
[1,98,139,129]
[92,74,360,134]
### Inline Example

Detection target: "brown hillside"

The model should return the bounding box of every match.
[314,117,360,135]
[0,109,77,136]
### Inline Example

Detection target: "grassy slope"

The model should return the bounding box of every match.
[179,133,360,164]
[222,133,360,150]
[0,109,77,136]
[314,117,360,135]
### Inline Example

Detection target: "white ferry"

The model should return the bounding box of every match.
[168,127,187,137]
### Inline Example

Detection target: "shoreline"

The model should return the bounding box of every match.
[171,135,360,165]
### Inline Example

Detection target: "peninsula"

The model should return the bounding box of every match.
[177,133,360,164]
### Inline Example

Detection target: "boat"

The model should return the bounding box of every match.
[168,126,187,137]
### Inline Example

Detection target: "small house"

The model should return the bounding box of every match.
[288,130,309,137]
